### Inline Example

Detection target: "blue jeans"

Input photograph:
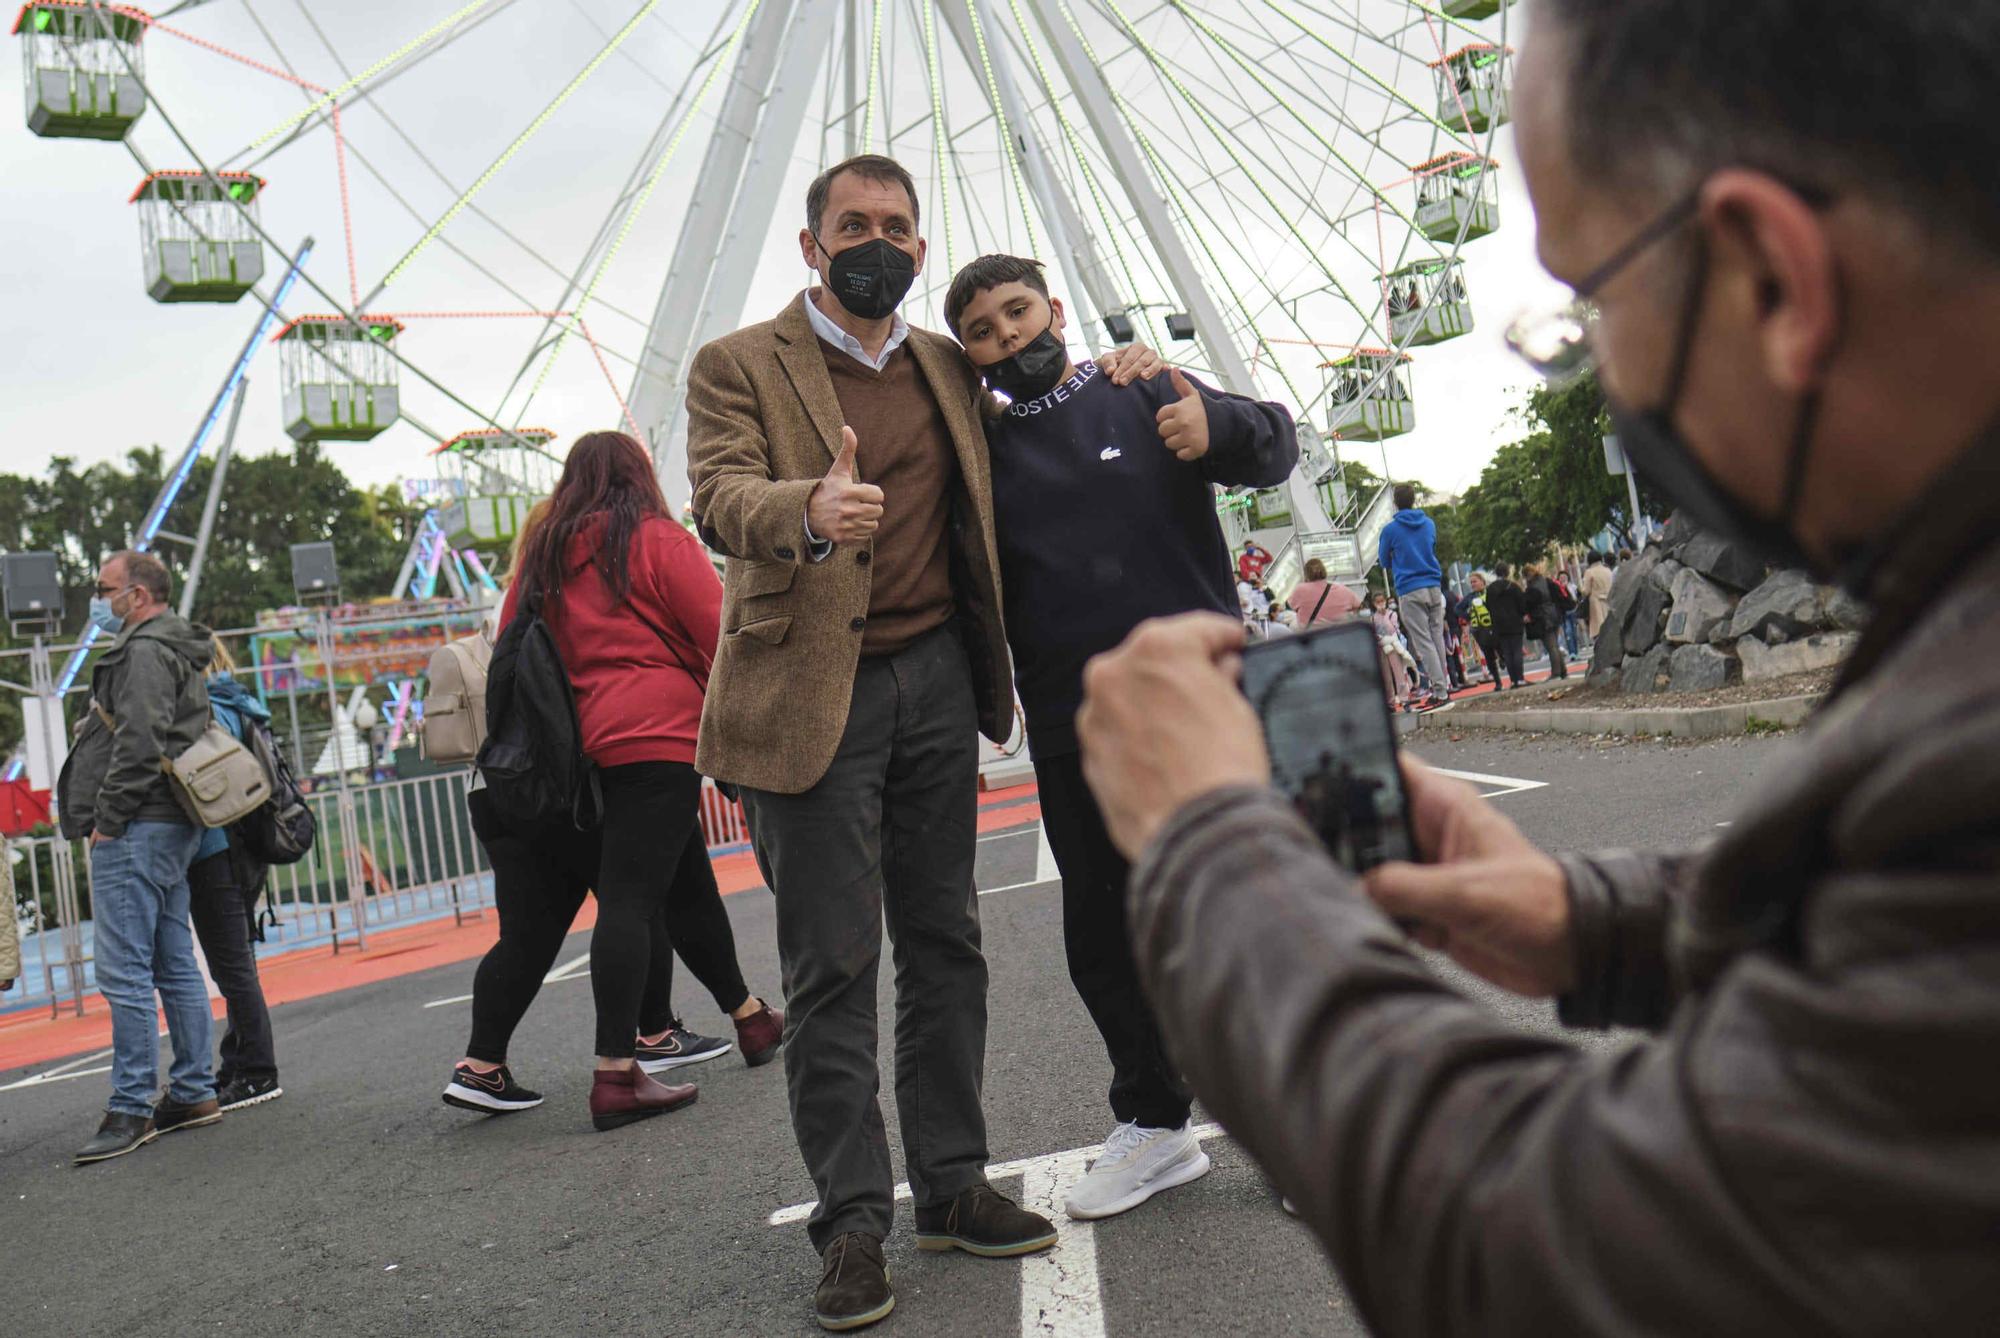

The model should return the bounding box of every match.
[1562,611,1581,658]
[91,821,213,1117]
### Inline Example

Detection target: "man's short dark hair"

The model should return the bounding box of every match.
[1536,0,2000,259]
[806,154,920,237]
[1590,552,1605,566]
[943,255,1049,339]
[1393,482,1417,511]
[110,549,170,604]
[1492,561,1511,578]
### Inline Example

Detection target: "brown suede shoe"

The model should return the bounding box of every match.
[913,1183,1058,1258]
[152,1095,222,1134]
[734,1001,785,1068]
[589,1064,697,1132]
[814,1231,893,1332]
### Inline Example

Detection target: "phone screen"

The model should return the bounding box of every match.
[1240,621,1413,873]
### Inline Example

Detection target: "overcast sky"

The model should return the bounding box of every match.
[1,1,1569,518]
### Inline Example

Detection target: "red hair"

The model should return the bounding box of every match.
[515,431,667,604]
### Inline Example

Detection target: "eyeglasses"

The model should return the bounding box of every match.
[93,582,133,598]
[1505,180,1835,385]
[1503,192,1701,385]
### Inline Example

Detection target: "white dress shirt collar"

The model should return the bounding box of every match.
[803,289,910,372]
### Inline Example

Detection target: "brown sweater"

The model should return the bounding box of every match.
[820,339,957,655]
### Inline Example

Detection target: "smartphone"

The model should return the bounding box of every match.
[1240,620,1414,873]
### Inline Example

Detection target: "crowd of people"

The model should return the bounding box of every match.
[1233,484,1610,713]
[45,0,2000,1329]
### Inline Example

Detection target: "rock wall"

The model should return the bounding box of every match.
[1585,519,1865,693]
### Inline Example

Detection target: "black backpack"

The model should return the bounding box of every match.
[476,590,601,830]
[230,713,317,866]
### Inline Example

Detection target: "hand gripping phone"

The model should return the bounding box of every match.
[1240,620,1414,873]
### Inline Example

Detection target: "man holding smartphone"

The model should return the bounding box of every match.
[1073,0,2000,1330]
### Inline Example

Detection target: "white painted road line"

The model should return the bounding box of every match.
[0,1063,112,1091]
[770,1124,1228,1338]
[1,1044,119,1094]
[1432,767,1549,799]
[423,950,592,1008]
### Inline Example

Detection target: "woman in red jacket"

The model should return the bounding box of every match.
[501,431,782,1130]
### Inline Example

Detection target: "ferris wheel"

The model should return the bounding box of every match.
[14,0,1516,581]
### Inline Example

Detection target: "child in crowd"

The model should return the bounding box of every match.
[943,254,1298,1223]
[1370,590,1421,708]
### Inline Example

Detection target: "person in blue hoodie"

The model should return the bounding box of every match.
[1376,483,1453,709]
[187,640,282,1112]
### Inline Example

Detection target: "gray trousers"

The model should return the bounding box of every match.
[741,624,990,1251]
[1398,585,1452,697]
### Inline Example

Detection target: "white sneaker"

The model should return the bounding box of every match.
[1062,1121,1211,1221]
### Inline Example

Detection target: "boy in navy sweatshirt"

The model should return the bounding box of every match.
[943,254,1298,1222]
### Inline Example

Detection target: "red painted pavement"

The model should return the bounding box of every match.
[0,782,1044,1074]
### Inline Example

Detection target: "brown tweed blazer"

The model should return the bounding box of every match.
[685,294,1012,794]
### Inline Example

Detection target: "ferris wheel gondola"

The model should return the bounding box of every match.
[13,0,1519,591]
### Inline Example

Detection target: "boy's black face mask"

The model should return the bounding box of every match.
[814,233,917,321]
[977,322,1068,401]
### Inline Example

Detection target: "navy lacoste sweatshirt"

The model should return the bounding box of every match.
[986,361,1299,757]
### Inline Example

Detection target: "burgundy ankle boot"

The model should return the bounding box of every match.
[589,1064,698,1132]
[734,1002,786,1068]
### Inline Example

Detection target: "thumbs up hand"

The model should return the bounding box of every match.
[1155,368,1211,462]
[809,425,886,545]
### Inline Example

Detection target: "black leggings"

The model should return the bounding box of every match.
[463,784,749,1064]
[187,850,278,1082]
[1472,631,1501,685]
[593,761,746,1058]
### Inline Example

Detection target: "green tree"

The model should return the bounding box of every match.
[0,443,421,755]
[1453,372,1669,567]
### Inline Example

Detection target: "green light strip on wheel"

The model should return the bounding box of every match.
[961,0,1044,257]
[379,0,665,292]
[524,0,769,406]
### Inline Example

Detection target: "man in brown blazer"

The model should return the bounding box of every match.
[685,154,1158,1331]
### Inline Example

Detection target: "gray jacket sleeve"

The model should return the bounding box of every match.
[95,645,180,838]
[1127,787,1887,1337]
[1553,848,1699,1030]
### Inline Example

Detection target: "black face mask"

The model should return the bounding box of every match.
[1604,236,1822,574]
[814,234,917,321]
[976,322,1069,401]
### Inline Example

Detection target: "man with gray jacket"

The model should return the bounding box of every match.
[57,550,221,1164]
[1076,1,2000,1333]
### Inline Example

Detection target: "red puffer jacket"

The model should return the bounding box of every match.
[500,514,721,768]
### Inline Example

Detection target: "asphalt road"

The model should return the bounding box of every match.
[0,733,1787,1337]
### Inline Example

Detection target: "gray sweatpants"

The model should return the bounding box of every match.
[1397,585,1452,698]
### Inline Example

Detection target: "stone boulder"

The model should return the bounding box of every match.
[1606,549,1661,644]
[1623,582,1670,655]
[1678,531,1767,592]
[1738,631,1859,681]
[1648,557,1684,594]
[1821,586,1870,632]
[1668,642,1738,692]
[1664,568,1735,645]
[1728,570,1822,644]
[1621,643,1672,694]
[1585,617,1624,684]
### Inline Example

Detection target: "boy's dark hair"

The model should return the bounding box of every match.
[1393,482,1418,510]
[806,155,919,236]
[943,254,1050,339]
[1493,561,1512,578]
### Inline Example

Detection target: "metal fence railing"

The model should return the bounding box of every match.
[2,769,773,1022]
[2,766,495,1020]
